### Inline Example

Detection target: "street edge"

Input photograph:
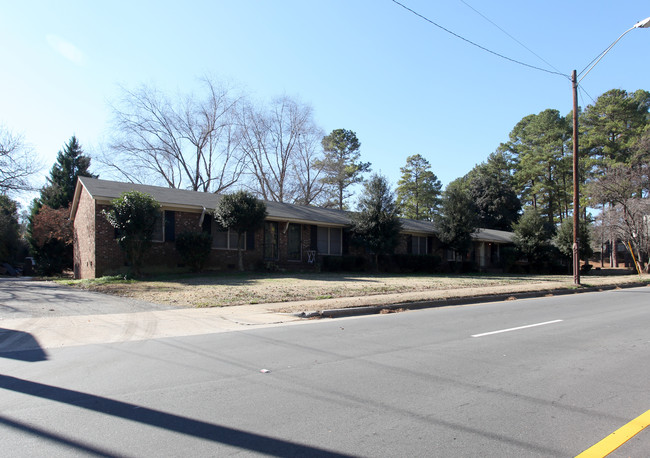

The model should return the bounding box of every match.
[295,282,649,319]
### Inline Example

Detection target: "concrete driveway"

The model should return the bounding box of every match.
[0,277,179,319]
[0,278,302,354]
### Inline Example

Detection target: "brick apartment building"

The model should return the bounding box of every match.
[70,177,513,279]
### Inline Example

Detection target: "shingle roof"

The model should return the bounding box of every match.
[72,177,514,243]
[471,228,515,243]
[400,218,436,234]
[74,177,353,227]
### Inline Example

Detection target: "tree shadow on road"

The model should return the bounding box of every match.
[0,374,351,457]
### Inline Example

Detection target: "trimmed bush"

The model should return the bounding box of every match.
[175,231,213,272]
[378,254,442,273]
[321,255,367,272]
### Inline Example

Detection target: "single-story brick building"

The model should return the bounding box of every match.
[70,177,514,279]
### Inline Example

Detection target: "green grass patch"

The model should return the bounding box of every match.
[56,275,137,287]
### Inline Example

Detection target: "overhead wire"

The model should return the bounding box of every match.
[578,85,596,106]
[458,0,565,76]
[391,0,570,80]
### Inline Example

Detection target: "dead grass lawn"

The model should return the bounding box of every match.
[65,270,649,310]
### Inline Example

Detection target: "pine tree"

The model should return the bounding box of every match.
[40,136,96,209]
[316,129,371,210]
[396,154,442,221]
[434,179,478,258]
[352,174,402,270]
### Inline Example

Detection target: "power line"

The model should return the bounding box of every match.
[391,0,570,80]
[578,85,596,106]
[458,0,564,76]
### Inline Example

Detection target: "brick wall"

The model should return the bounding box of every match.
[94,203,127,277]
[76,203,385,277]
[73,188,97,279]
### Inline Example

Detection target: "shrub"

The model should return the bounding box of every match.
[498,246,519,271]
[580,263,593,274]
[102,191,160,277]
[460,260,477,273]
[321,255,367,272]
[30,204,73,275]
[393,254,442,273]
[35,239,69,276]
[175,231,213,272]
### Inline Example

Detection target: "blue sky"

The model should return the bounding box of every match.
[1,1,649,207]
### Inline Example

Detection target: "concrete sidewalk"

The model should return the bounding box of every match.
[0,305,305,352]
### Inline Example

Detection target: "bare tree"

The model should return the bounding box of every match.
[102,78,244,193]
[291,123,327,206]
[239,96,324,203]
[0,126,41,195]
[590,165,650,270]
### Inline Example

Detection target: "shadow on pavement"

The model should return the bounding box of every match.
[0,329,48,361]
[0,374,351,457]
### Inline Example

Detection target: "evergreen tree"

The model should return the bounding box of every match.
[315,129,371,210]
[553,217,593,264]
[103,191,161,277]
[503,109,572,225]
[465,152,521,231]
[434,179,478,258]
[352,174,402,271]
[512,207,554,267]
[396,154,442,221]
[0,195,21,264]
[40,136,96,209]
[581,89,650,168]
[213,191,267,271]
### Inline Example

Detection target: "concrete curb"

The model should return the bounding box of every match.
[296,281,649,319]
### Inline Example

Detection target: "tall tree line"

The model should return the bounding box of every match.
[499,89,649,227]
[103,78,372,210]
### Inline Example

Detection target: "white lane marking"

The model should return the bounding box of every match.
[471,319,563,338]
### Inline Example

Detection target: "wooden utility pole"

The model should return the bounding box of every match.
[572,70,580,285]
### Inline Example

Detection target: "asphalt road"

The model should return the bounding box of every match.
[1,286,649,456]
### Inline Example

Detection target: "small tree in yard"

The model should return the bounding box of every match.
[30,205,73,275]
[103,191,160,277]
[553,218,593,270]
[175,231,213,272]
[0,195,23,265]
[434,179,478,260]
[213,191,267,271]
[512,207,554,268]
[352,174,402,271]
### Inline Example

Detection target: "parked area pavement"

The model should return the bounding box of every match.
[1,276,648,354]
[0,278,305,352]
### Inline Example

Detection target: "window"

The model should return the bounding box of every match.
[213,228,245,250]
[151,211,164,242]
[151,210,175,243]
[287,223,302,261]
[317,227,342,256]
[410,235,427,255]
[330,228,342,255]
[317,226,329,254]
[446,249,459,262]
[164,211,175,242]
[264,221,279,260]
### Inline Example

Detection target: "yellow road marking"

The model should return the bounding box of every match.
[575,409,650,457]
